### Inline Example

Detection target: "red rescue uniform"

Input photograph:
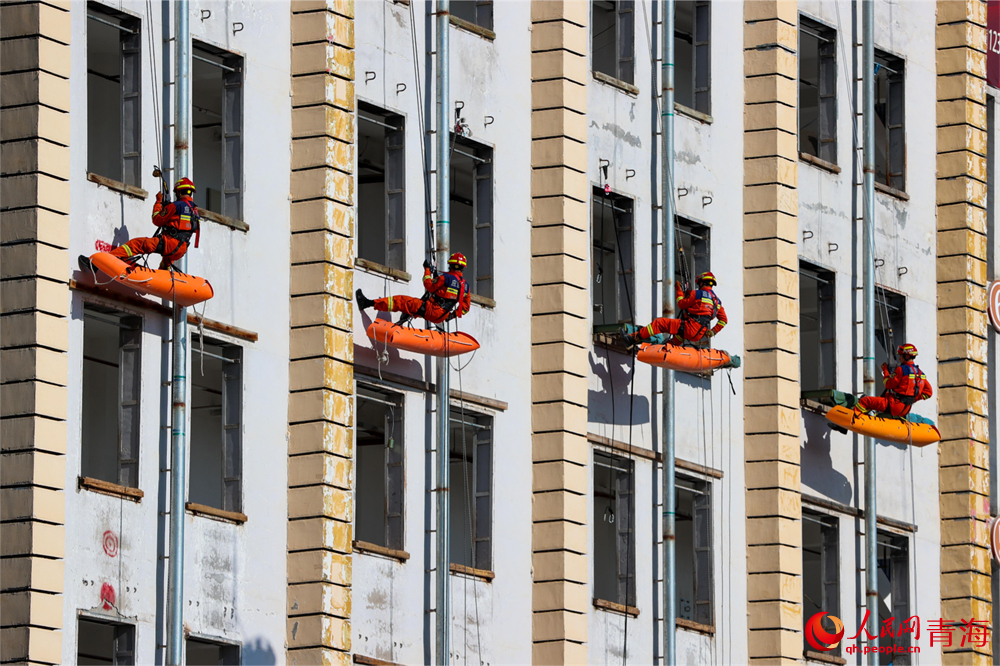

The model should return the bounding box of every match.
[110,195,200,269]
[857,362,932,417]
[373,267,472,324]
[635,284,728,344]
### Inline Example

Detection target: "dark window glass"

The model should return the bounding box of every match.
[594,451,635,607]
[799,16,837,163]
[675,1,711,113]
[593,1,635,85]
[592,189,635,326]
[799,262,836,392]
[192,43,243,220]
[355,384,404,550]
[358,104,406,271]
[874,51,905,191]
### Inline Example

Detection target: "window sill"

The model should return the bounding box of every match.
[593,70,639,96]
[675,102,713,125]
[449,15,495,40]
[676,617,714,635]
[198,207,250,232]
[874,181,909,201]
[87,172,148,200]
[800,398,831,415]
[185,502,247,524]
[353,539,410,562]
[804,650,846,665]
[449,562,494,581]
[469,293,495,308]
[593,598,639,618]
[78,476,143,502]
[355,258,411,282]
[592,331,631,355]
[799,152,841,174]
[354,655,402,666]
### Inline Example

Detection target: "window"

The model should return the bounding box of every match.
[592,1,635,85]
[190,338,242,513]
[799,263,835,392]
[355,384,404,550]
[186,638,240,665]
[449,407,492,570]
[358,104,405,271]
[81,305,141,488]
[450,136,493,299]
[87,4,141,186]
[594,452,635,607]
[877,533,911,665]
[451,0,493,31]
[802,511,839,655]
[675,1,710,113]
[875,50,905,191]
[192,42,243,220]
[592,189,634,326]
[77,617,135,665]
[676,475,712,626]
[875,291,906,394]
[675,217,710,290]
[799,16,836,163]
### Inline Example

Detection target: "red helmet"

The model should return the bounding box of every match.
[448,252,467,269]
[174,177,196,194]
[897,343,918,359]
[697,271,717,287]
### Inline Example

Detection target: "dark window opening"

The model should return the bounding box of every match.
[875,291,906,394]
[449,136,493,299]
[77,617,135,665]
[799,262,836,392]
[676,475,713,626]
[675,217,710,290]
[355,384,404,550]
[449,407,492,570]
[358,104,406,271]
[87,4,141,186]
[186,637,240,666]
[594,451,635,607]
[81,305,142,488]
[450,0,493,31]
[877,533,911,665]
[592,189,635,326]
[803,511,840,655]
[875,51,905,191]
[799,16,836,163]
[592,1,635,85]
[190,338,242,512]
[192,42,243,220]
[675,1,710,113]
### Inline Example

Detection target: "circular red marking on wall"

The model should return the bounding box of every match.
[100,582,116,611]
[988,281,1000,334]
[102,530,118,558]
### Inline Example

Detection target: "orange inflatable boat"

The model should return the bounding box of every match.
[825,405,941,447]
[366,318,479,357]
[636,343,739,373]
[84,252,214,307]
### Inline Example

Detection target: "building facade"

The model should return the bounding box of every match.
[0,0,995,664]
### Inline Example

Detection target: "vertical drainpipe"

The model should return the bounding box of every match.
[661,1,676,664]
[435,1,451,664]
[861,1,879,662]
[166,1,190,664]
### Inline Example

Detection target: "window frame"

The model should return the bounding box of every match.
[592,188,635,326]
[449,135,494,300]
[593,450,636,608]
[798,262,836,392]
[358,103,407,273]
[592,0,636,86]
[449,0,494,32]
[875,290,906,394]
[355,382,406,551]
[676,474,713,627]
[675,217,710,290]
[802,510,840,656]
[185,636,241,666]
[874,49,906,192]
[77,616,136,665]
[449,404,493,572]
[877,532,911,660]
[675,0,711,114]
[798,15,837,165]
[86,3,142,187]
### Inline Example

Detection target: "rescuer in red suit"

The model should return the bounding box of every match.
[356,252,472,325]
[855,343,933,418]
[624,271,728,346]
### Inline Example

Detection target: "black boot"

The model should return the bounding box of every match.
[397,314,412,326]
[356,289,375,311]
[78,255,95,273]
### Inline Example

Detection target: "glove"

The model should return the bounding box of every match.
[423,259,433,270]
[881,362,890,378]
[155,191,164,203]
[705,329,716,338]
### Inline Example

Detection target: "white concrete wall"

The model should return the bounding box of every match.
[352,2,534,663]
[63,1,290,663]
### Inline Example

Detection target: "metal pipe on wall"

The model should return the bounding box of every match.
[166,0,191,663]
[661,0,677,663]
[434,1,451,663]
[861,0,879,662]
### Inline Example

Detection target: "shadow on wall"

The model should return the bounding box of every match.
[242,637,277,665]
[588,348,651,427]
[354,311,427,382]
[801,410,852,504]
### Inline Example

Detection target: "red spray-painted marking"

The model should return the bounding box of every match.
[102,530,118,558]
[100,582,116,611]
[95,240,113,252]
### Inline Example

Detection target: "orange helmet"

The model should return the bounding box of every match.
[697,271,717,287]
[174,177,196,194]
[897,343,918,359]
[448,252,467,269]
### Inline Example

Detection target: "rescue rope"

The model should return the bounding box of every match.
[406,1,437,263]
